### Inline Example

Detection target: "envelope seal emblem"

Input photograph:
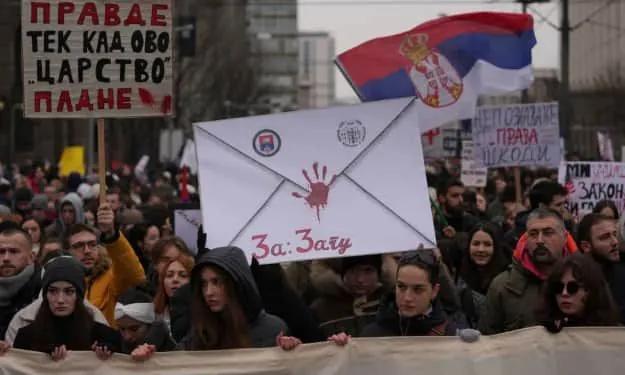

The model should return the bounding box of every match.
[253,129,281,157]
[337,120,366,147]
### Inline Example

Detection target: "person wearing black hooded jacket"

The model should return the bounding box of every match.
[361,250,463,337]
[180,247,289,349]
[131,247,301,360]
[167,242,324,344]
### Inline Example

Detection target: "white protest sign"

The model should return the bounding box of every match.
[472,102,561,168]
[194,98,436,264]
[559,161,625,219]
[421,122,471,160]
[173,208,202,255]
[22,0,174,118]
[461,141,487,187]
[597,132,615,161]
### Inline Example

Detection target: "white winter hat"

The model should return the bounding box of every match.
[77,183,94,200]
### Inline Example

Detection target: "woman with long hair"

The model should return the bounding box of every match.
[131,247,302,360]
[10,256,121,361]
[153,254,194,335]
[456,223,509,328]
[537,253,621,332]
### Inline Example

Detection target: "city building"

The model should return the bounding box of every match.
[298,32,336,109]
[569,1,625,159]
[247,0,299,112]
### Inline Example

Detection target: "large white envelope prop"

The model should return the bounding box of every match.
[193,98,436,264]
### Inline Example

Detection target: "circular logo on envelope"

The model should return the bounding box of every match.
[337,120,366,147]
[253,129,281,157]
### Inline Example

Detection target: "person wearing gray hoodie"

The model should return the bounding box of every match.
[45,193,85,240]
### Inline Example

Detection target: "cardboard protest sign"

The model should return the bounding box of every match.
[559,161,625,219]
[461,141,487,187]
[22,0,174,118]
[472,102,561,168]
[194,98,436,264]
[58,146,85,176]
[421,122,471,161]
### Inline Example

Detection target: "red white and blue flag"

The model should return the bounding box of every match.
[336,12,536,131]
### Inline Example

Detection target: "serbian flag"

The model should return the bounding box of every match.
[336,12,536,131]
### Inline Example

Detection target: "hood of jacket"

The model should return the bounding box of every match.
[192,247,262,323]
[373,293,448,336]
[513,232,578,280]
[514,210,531,234]
[57,193,85,232]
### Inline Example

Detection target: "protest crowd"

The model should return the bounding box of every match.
[0,157,622,362]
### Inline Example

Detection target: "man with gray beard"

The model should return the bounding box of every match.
[479,208,577,334]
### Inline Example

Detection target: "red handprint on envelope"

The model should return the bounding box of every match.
[292,162,337,222]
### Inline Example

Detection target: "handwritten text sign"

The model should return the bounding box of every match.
[559,162,625,219]
[461,141,487,187]
[22,0,174,118]
[194,98,437,264]
[472,102,560,168]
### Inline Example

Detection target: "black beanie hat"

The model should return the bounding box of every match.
[341,255,382,277]
[42,256,86,299]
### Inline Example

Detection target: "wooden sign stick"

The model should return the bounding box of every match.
[97,118,107,204]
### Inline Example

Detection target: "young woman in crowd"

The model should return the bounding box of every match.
[537,253,621,332]
[153,254,194,335]
[21,218,42,255]
[131,247,302,360]
[456,223,509,328]
[593,200,620,220]
[360,250,460,337]
[9,257,121,361]
[115,289,176,354]
[149,237,192,285]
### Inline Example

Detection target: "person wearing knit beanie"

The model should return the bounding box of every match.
[42,256,86,303]
[12,256,122,360]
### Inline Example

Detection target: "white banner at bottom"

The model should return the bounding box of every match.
[1,327,625,375]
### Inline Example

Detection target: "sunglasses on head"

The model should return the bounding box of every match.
[554,281,582,296]
[400,249,437,267]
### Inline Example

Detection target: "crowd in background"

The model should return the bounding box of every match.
[0,157,623,362]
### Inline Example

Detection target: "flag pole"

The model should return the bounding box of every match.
[97,118,107,204]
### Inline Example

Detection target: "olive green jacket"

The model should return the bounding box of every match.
[478,260,543,335]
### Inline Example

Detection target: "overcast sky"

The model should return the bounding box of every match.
[298,0,560,100]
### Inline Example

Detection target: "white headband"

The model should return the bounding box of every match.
[114,302,155,324]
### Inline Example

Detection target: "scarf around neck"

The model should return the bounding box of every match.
[0,264,35,307]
